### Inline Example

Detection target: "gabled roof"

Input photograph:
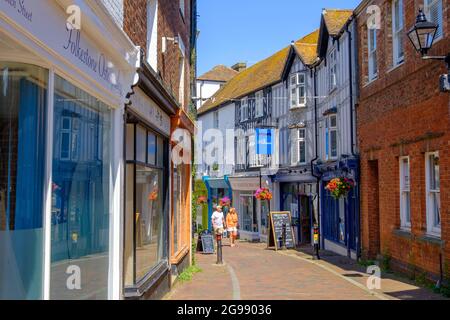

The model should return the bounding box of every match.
[322,9,353,37]
[282,30,320,80]
[317,9,354,58]
[198,46,290,115]
[197,65,238,82]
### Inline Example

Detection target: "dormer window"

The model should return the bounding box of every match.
[290,73,306,109]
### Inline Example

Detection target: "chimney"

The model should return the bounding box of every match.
[231,62,247,72]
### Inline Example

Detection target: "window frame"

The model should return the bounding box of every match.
[213,110,219,129]
[425,152,441,237]
[392,0,405,66]
[241,98,248,121]
[329,49,338,92]
[325,114,338,160]
[290,73,306,109]
[368,27,378,81]
[424,0,444,41]
[297,128,307,165]
[255,91,264,118]
[399,156,411,230]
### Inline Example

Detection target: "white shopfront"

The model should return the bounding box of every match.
[228,176,272,243]
[0,0,139,300]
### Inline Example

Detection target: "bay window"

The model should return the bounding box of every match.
[298,129,307,164]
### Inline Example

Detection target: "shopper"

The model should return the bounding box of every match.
[226,207,239,247]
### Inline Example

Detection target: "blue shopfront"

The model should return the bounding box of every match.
[315,157,360,259]
[202,176,232,230]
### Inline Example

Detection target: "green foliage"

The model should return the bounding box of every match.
[178,265,202,282]
[381,250,392,273]
[358,259,377,268]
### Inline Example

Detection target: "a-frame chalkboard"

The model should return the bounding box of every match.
[268,211,296,250]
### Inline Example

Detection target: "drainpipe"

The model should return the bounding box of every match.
[310,66,322,250]
[346,17,361,260]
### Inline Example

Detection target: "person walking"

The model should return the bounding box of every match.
[226,207,239,247]
[211,205,225,236]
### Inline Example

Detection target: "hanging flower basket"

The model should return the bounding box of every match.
[197,195,207,205]
[254,188,273,201]
[219,196,231,207]
[325,177,355,200]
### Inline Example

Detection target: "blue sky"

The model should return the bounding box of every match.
[197,0,361,76]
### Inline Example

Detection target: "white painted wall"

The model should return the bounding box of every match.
[196,80,224,109]
[197,102,235,178]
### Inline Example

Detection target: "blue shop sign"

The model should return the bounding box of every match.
[256,128,274,155]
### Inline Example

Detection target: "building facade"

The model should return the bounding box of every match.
[356,0,449,280]
[0,0,139,299]
[313,10,360,259]
[122,0,197,299]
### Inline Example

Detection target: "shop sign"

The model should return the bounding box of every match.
[129,88,171,136]
[0,0,131,100]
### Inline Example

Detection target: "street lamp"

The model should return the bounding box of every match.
[407,9,450,92]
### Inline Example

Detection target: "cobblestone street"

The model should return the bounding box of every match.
[165,241,446,300]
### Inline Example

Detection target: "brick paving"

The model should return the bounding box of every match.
[165,240,446,300]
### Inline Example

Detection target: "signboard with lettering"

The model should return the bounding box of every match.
[268,211,296,251]
[129,88,171,136]
[200,234,215,255]
[0,0,138,105]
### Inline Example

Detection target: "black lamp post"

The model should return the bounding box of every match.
[407,9,450,92]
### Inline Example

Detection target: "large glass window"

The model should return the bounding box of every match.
[124,121,168,287]
[50,74,111,300]
[0,63,48,299]
[240,194,257,233]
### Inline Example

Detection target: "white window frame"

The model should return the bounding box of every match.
[241,98,248,121]
[297,128,307,165]
[425,152,441,237]
[325,114,338,160]
[329,50,338,91]
[60,116,72,161]
[368,27,378,81]
[424,0,443,41]
[399,156,411,230]
[213,110,219,129]
[392,0,405,66]
[255,91,264,117]
[290,73,306,109]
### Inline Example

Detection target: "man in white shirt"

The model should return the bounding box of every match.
[211,205,225,236]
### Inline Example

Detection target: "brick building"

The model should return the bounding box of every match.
[121,0,197,299]
[355,0,449,281]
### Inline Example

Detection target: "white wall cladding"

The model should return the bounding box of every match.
[101,0,124,28]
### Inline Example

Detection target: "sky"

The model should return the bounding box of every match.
[197,0,362,76]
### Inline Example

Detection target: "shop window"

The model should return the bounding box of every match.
[425,152,440,237]
[0,63,48,299]
[51,74,112,300]
[399,157,411,229]
[240,195,257,233]
[123,121,168,287]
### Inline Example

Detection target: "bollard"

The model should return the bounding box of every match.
[313,225,320,260]
[216,233,223,265]
[282,223,287,250]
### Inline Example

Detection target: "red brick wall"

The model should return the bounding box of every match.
[123,0,192,110]
[357,0,450,279]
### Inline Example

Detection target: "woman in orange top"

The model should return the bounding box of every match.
[226,207,239,247]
